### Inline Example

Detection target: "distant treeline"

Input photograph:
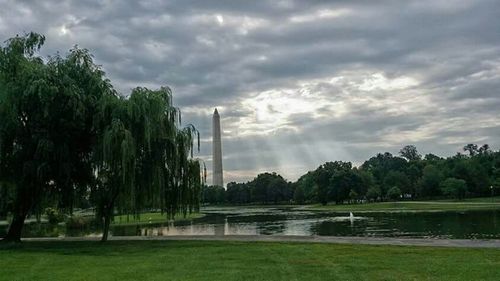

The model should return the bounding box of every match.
[201,144,500,205]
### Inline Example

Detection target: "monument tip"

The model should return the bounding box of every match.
[214,108,219,114]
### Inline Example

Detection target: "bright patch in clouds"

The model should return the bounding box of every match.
[239,89,329,135]
[290,9,351,23]
[59,25,68,35]
[216,14,224,25]
[359,73,419,91]
[236,72,421,136]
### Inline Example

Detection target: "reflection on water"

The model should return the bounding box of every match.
[139,221,260,236]
[1,207,499,239]
[106,207,500,239]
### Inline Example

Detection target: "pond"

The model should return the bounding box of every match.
[1,207,499,239]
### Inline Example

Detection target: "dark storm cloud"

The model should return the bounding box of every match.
[1,0,499,183]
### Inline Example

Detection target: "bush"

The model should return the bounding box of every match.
[387,186,402,200]
[293,186,306,204]
[440,178,467,200]
[66,216,94,229]
[349,190,358,201]
[45,207,65,224]
[366,186,381,201]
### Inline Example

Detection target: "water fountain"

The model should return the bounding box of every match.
[329,212,365,223]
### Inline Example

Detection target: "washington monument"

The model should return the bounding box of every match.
[212,108,223,187]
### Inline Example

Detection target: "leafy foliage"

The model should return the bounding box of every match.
[90,74,203,242]
[387,187,402,200]
[0,33,111,241]
[206,172,292,205]
[0,33,203,241]
[204,144,500,206]
[44,208,65,224]
[399,145,421,161]
[440,178,467,200]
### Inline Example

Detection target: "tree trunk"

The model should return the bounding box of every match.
[100,199,115,242]
[2,212,27,242]
[101,213,111,242]
[2,185,34,243]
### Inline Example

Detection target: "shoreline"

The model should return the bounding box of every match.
[19,234,500,249]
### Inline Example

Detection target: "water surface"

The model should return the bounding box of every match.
[1,206,499,239]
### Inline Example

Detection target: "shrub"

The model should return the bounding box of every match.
[366,186,381,201]
[66,216,94,229]
[387,186,402,200]
[45,207,65,224]
[349,190,358,201]
[440,178,467,200]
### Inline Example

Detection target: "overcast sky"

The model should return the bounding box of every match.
[1,0,499,184]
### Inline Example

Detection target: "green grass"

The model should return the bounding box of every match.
[439,196,500,203]
[311,199,500,212]
[113,212,204,226]
[0,240,499,280]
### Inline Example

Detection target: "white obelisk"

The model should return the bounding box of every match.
[212,108,223,187]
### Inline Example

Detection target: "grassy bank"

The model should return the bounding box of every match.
[113,212,204,226]
[440,196,500,203]
[1,240,499,281]
[310,198,500,212]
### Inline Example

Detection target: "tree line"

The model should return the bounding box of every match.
[202,172,292,205]
[201,144,500,205]
[0,33,203,242]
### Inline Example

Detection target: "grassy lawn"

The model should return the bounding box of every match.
[113,212,205,226]
[439,196,500,203]
[1,240,499,281]
[311,198,500,212]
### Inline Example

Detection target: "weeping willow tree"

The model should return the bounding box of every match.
[0,32,203,242]
[93,87,203,241]
[0,33,112,242]
[93,117,136,241]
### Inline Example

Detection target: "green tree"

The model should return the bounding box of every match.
[361,152,408,191]
[311,161,352,205]
[0,33,203,242]
[405,163,422,198]
[349,189,358,203]
[328,161,354,204]
[294,172,316,203]
[387,186,402,201]
[314,166,331,205]
[92,115,136,241]
[478,144,490,155]
[383,171,410,197]
[91,87,202,241]
[201,185,225,204]
[0,33,110,241]
[293,185,306,204]
[226,182,250,204]
[351,169,375,198]
[463,144,478,156]
[366,186,381,201]
[399,145,421,161]
[418,165,443,197]
[440,178,467,200]
[452,160,490,196]
[248,172,289,204]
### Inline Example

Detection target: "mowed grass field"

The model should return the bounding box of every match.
[1,240,499,281]
[311,197,500,212]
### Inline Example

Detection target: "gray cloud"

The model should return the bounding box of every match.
[1,0,499,184]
